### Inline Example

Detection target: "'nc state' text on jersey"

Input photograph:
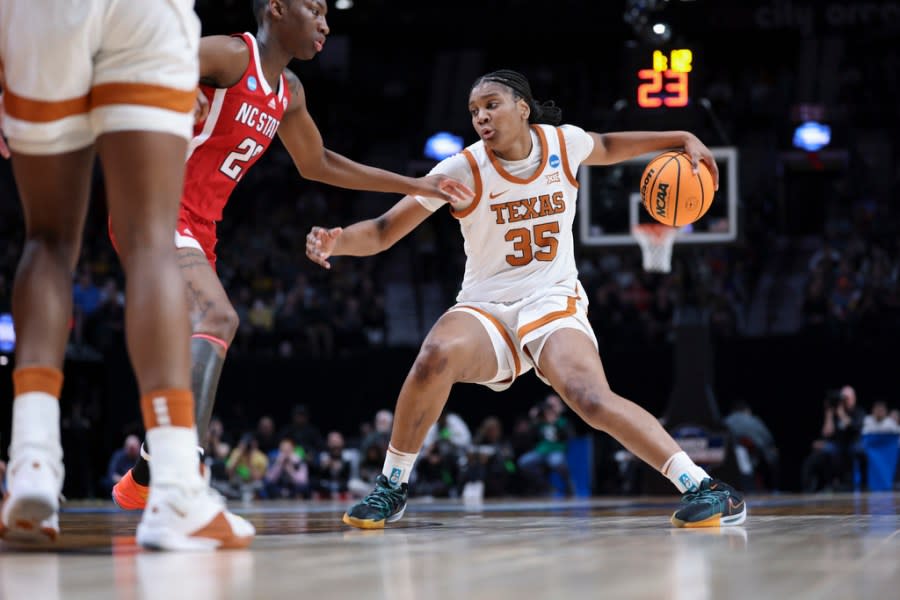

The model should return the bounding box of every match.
[234,102,280,139]
[489,191,567,225]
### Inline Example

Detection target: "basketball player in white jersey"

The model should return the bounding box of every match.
[0,0,253,549]
[306,69,747,529]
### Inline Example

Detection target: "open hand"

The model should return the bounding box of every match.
[414,174,474,205]
[682,134,719,190]
[305,225,343,269]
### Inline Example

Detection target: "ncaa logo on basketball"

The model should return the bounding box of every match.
[549,154,560,168]
[655,182,669,218]
[247,76,258,91]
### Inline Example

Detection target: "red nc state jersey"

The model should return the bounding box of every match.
[182,32,290,222]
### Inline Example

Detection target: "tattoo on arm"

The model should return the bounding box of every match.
[284,69,303,99]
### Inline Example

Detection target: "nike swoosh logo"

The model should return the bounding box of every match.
[728,497,744,511]
[489,190,509,199]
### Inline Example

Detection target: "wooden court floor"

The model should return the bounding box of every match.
[1,493,898,599]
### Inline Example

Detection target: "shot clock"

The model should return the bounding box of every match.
[636,49,692,108]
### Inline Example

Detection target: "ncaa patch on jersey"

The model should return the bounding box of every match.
[247,76,258,92]
[549,154,560,168]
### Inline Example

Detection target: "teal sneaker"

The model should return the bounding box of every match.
[671,478,747,528]
[342,474,408,529]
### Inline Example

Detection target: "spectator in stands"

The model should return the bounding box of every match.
[361,409,393,457]
[423,410,472,454]
[802,386,866,491]
[255,415,279,456]
[465,416,517,497]
[862,400,900,434]
[72,269,102,324]
[226,432,269,501]
[314,431,352,499]
[414,439,461,498]
[724,399,779,490]
[203,416,232,491]
[349,442,386,499]
[103,435,141,496]
[264,438,310,500]
[278,404,324,458]
[518,394,576,496]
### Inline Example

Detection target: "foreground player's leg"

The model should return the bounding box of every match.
[0,148,94,543]
[101,130,253,550]
[343,312,497,529]
[113,249,236,509]
[537,329,746,528]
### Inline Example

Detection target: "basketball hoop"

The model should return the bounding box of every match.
[632,224,679,273]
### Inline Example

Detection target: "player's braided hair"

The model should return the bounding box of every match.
[473,69,563,126]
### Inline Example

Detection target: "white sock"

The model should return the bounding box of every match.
[10,392,62,462]
[382,444,418,485]
[146,426,202,488]
[661,451,710,493]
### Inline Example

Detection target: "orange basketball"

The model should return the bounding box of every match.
[639,151,715,227]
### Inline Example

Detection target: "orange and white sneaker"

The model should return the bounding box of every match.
[112,469,150,511]
[136,484,255,552]
[0,451,63,543]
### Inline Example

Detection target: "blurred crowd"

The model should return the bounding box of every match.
[100,396,597,502]
[90,385,900,503]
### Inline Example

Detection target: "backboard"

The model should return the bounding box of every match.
[578,146,739,246]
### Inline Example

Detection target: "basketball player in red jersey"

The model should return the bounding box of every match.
[111,0,473,510]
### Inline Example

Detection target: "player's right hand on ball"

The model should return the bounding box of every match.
[305,226,343,269]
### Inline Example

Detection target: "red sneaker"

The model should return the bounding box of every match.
[112,469,149,511]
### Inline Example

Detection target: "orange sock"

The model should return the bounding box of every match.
[13,366,63,398]
[140,388,195,430]
[140,389,200,487]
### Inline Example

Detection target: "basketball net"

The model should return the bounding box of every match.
[632,224,679,273]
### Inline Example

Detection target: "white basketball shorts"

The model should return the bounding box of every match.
[447,280,598,391]
[0,0,200,155]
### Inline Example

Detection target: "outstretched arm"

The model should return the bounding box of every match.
[279,71,471,203]
[584,130,719,190]
[305,196,432,269]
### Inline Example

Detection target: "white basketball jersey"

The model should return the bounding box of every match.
[451,124,582,303]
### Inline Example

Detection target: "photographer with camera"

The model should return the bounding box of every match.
[802,385,866,492]
[517,394,577,496]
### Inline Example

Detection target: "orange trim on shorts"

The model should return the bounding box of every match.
[140,388,195,429]
[487,125,549,185]
[3,90,90,123]
[555,127,579,187]
[454,305,521,378]
[91,83,196,113]
[451,149,483,219]
[3,83,195,124]
[517,295,579,340]
[13,366,64,398]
